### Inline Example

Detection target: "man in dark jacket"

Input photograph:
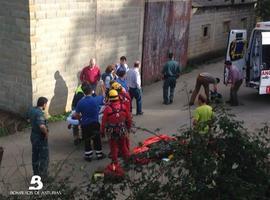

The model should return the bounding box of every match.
[162,52,181,105]
[27,97,49,179]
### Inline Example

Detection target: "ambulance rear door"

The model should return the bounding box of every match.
[224,30,247,84]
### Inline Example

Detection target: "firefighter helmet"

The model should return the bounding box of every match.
[111,82,122,92]
[109,89,119,101]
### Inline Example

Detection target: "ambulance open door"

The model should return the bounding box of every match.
[259,32,270,94]
[224,30,247,85]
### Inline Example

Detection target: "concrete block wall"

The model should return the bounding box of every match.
[0,1,32,113]
[0,0,256,115]
[30,0,97,115]
[188,4,255,61]
[30,0,144,115]
[96,0,144,70]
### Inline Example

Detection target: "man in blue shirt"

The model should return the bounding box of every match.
[116,70,129,92]
[74,84,106,161]
[27,97,49,179]
[116,56,129,77]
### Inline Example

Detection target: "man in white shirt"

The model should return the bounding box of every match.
[127,61,143,115]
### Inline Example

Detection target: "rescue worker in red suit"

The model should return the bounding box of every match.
[111,82,132,151]
[111,82,131,116]
[101,89,132,164]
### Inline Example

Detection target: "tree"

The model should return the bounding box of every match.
[256,0,270,21]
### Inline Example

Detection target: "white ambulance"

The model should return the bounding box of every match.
[225,21,270,94]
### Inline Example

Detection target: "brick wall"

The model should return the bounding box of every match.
[0,1,32,113]
[188,4,255,62]
[30,0,144,115]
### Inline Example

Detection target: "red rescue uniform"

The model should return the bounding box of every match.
[119,90,132,150]
[101,101,132,163]
[119,90,131,114]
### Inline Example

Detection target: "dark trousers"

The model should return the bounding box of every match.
[31,136,49,178]
[163,77,176,104]
[73,125,79,139]
[190,75,210,104]
[81,122,102,157]
[230,79,243,106]
[129,88,142,114]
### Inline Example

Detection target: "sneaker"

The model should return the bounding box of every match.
[97,153,106,160]
[163,102,169,105]
[169,100,173,104]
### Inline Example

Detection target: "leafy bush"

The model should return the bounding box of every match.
[0,127,9,137]
[47,111,71,122]
[85,107,270,200]
[256,0,270,21]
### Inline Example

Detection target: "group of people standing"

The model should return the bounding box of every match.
[27,56,143,179]
[27,51,243,179]
[72,56,144,166]
[79,57,143,115]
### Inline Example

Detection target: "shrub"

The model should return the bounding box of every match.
[85,106,270,200]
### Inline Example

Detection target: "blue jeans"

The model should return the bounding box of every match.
[31,135,49,178]
[129,88,142,114]
[163,77,176,104]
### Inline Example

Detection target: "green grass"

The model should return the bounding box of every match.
[48,111,71,122]
[0,127,9,137]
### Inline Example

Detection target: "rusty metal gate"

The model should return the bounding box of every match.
[142,0,191,85]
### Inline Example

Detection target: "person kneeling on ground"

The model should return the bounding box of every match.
[193,94,214,134]
[69,82,88,145]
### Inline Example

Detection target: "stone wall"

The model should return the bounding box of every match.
[30,0,144,115]
[0,1,32,113]
[188,4,255,63]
